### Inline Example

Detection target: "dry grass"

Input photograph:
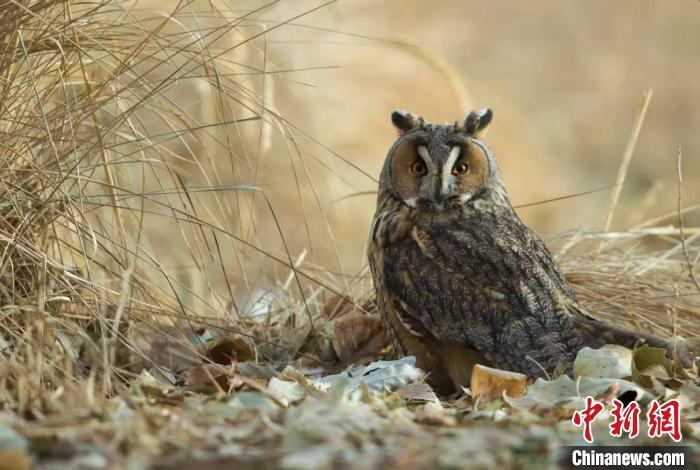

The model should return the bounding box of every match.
[0,0,299,409]
[0,0,697,467]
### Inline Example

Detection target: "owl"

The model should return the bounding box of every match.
[368,108,689,393]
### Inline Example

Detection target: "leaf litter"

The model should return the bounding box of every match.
[4,339,697,469]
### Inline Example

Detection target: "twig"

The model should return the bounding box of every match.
[676,145,700,293]
[601,89,653,233]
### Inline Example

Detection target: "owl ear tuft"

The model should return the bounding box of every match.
[391,109,424,134]
[462,108,493,137]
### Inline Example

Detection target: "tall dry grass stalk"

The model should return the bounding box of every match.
[0,0,347,413]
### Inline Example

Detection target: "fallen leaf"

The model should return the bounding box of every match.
[131,369,173,396]
[314,357,425,392]
[205,333,254,364]
[124,370,187,408]
[505,374,654,414]
[395,382,439,404]
[0,449,30,470]
[632,345,673,386]
[328,313,386,364]
[184,364,235,390]
[470,364,527,401]
[0,426,28,470]
[267,377,306,407]
[574,345,633,379]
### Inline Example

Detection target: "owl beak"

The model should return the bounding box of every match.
[434,191,450,204]
[433,179,453,204]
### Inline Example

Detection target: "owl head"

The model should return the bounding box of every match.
[379,108,506,211]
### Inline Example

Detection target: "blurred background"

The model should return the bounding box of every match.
[19,0,697,318]
[140,0,698,313]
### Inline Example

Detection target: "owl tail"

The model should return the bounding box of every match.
[571,316,698,370]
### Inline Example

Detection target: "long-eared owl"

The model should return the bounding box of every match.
[368,108,689,393]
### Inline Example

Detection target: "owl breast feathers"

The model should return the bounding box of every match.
[368,108,692,393]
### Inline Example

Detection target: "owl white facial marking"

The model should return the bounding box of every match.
[417,145,429,161]
[403,197,417,207]
[441,146,462,194]
[416,146,437,174]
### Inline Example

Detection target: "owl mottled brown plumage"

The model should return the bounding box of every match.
[368,108,691,393]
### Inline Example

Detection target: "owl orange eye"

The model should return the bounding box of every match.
[452,161,469,175]
[410,160,427,176]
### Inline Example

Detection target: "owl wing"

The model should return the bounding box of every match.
[381,210,583,378]
[520,230,691,364]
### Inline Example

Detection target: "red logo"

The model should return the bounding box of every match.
[647,399,682,442]
[572,396,605,443]
[572,398,682,443]
[609,399,641,438]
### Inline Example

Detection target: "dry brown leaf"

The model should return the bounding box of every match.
[395,382,439,403]
[329,313,386,364]
[184,364,237,391]
[470,364,527,401]
[205,334,254,364]
[0,448,30,470]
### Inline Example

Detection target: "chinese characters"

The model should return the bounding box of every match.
[571,397,681,443]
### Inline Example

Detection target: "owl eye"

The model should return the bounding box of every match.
[452,161,469,175]
[410,159,427,176]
